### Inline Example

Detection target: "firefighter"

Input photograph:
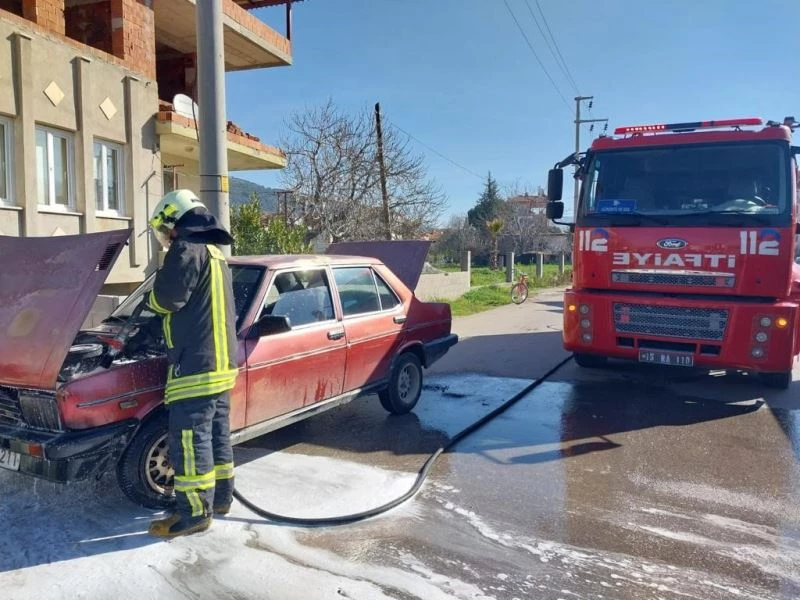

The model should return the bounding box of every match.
[145,189,238,538]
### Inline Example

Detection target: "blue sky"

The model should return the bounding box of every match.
[226,0,799,223]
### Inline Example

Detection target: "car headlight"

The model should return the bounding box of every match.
[18,390,62,431]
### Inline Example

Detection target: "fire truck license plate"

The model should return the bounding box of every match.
[638,350,694,367]
[0,448,21,471]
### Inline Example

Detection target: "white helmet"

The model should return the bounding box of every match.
[149,189,206,248]
[149,189,206,233]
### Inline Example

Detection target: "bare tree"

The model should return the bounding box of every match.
[279,100,447,242]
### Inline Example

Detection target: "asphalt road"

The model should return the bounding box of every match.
[2,289,799,599]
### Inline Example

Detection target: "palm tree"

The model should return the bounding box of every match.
[486,218,505,270]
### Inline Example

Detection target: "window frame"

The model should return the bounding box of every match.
[259,267,337,330]
[35,125,75,211]
[333,265,403,319]
[93,139,124,216]
[0,116,14,207]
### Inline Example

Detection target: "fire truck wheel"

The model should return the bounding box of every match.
[573,353,607,368]
[117,415,176,509]
[759,371,792,390]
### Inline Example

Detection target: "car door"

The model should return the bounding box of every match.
[333,265,405,392]
[243,267,346,426]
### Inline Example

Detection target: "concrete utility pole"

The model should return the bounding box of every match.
[574,96,608,217]
[196,0,231,255]
[374,102,392,240]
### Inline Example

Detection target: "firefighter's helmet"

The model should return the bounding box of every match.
[149,189,206,234]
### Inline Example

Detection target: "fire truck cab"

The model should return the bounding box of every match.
[546,117,800,389]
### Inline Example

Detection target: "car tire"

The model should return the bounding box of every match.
[116,415,176,509]
[759,371,792,390]
[573,353,607,368]
[379,352,423,415]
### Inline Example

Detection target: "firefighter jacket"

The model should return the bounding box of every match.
[148,210,238,403]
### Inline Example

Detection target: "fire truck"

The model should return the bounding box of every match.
[545,117,800,388]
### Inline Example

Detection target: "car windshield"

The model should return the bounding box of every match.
[109,264,265,331]
[579,142,790,226]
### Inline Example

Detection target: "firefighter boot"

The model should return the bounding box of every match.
[213,503,231,515]
[149,513,212,538]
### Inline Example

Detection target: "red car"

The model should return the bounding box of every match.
[0,230,457,508]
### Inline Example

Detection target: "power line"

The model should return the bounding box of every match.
[523,0,579,94]
[385,118,484,180]
[533,0,580,94]
[502,0,571,112]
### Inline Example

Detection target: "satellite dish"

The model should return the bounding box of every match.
[173,94,199,121]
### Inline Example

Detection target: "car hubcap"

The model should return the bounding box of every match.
[398,364,420,402]
[145,433,174,496]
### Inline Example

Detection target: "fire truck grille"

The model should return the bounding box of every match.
[0,387,23,427]
[613,304,728,341]
[612,271,734,288]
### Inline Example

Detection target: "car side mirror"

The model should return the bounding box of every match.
[547,168,564,202]
[247,314,291,339]
[546,201,564,220]
[795,221,800,234]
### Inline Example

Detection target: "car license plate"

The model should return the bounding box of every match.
[0,448,21,471]
[638,350,694,367]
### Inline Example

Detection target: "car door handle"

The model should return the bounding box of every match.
[393,315,407,324]
[327,329,345,340]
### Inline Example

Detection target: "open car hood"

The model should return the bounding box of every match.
[0,229,131,390]
[326,240,432,290]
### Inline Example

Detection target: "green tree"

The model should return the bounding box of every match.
[467,172,503,231]
[231,193,311,256]
[485,218,505,270]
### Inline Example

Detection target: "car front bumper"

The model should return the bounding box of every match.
[0,419,138,483]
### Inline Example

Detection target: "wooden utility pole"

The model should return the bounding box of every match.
[374,102,391,240]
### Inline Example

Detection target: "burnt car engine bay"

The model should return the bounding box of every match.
[59,314,165,383]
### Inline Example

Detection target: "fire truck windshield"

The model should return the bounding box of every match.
[578,141,791,227]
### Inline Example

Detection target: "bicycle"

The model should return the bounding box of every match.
[510,271,529,304]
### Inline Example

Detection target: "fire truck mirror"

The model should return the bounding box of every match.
[546,201,564,220]
[547,168,564,202]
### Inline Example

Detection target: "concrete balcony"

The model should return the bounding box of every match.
[154,0,292,71]
[156,102,287,171]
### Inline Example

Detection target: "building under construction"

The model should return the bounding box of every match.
[0,0,295,292]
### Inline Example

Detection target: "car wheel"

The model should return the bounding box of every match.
[759,371,792,390]
[379,352,423,415]
[116,415,176,509]
[573,353,607,368]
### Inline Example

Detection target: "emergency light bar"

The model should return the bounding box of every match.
[614,118,763,135]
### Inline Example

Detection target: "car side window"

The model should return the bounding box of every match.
[374,271,401,310]
[333,267,382,316]
[261,268,335,328]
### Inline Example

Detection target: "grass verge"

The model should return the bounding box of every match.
[439,285,512,317]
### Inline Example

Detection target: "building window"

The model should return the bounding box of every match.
[163,166,176,194]
[94,140,123,214]
[36,126,74,210]
[0,117,13,206]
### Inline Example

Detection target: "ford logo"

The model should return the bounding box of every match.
[657,238,688,250]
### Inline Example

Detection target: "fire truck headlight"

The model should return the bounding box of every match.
[580,319,591,328]
[579,304,590,315]
[581,332,592,343]
[755,332,768,343]
[776,317,789,329]
[760,317,772,328]
[751,347,765,358]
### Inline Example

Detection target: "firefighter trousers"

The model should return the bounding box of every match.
[167,390,234,518]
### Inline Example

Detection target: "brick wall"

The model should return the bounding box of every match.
[223,0,291,58]
[110,0,155,80]
[22,0,64,35]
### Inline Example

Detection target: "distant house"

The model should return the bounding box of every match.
[507,194,548,216]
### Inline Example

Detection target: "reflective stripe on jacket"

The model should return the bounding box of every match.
[149,242,238,403]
